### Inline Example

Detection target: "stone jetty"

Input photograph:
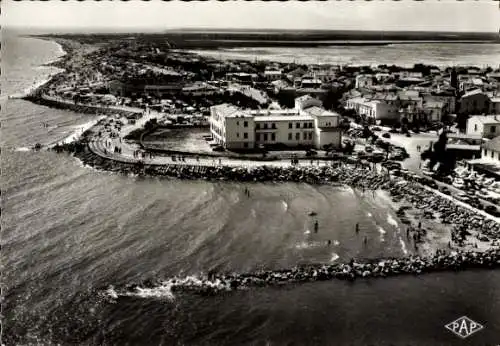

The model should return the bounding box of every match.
[114,249,500,297]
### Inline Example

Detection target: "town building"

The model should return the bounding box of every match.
[466,135,500,179]
[422,100,447,123]
[459,89,491,115]
[490,97,500,114]
[355,74,375,89]
[209,96,341,150]
[482,136,500,163]
[263,70,283,81]
[466,115,500,139]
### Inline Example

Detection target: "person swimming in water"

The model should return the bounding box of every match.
[314,220,319,233]
[355,223,359,234]
[363,236,367,245]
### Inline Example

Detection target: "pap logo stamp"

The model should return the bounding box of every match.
[445,316,484,339]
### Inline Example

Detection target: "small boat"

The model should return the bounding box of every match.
[32,143,42,151]
[308,211,317,216]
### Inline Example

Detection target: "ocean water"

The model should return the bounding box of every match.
[2,33,500,346]
[189,42,500,68]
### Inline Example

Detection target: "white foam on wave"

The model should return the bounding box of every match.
[114,276,232,301]
[330,253,340,262]
[281,200,288,211]
[378,226,387,242]
[125,282,176,301]
[366,212,373,217]
[50,116,106,147]
[105,286,118,299]
[333,240,340,246]
[387,214,399,229]
[399,237,409,255]
[15,147,31,152]
[295,241,324,250]
[304,229,311,235]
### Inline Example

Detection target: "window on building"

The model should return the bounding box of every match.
[491,126,496,133]
[308,132,313,140]
[244,132,248,139]
[244,143,248,148]
[484,149,487,157]
[310,122,313,128]
[236,132,239,138]
[272,123,276,129]
[295,133,300,140]
[303,132,307,140]
[289,123,292,129]
[256,133,260,141]
[244,121,248,127]
[264,133,268,141]
[264,123,268,129]
[256,123,260,129]
[296,123,300,129]
[271,133,276,141]
[474,124,478,132]
[236,121,239,126]
[288,133,292,140]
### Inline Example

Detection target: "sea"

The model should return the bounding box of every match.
[2,32,500,346]
[188,42,500,68]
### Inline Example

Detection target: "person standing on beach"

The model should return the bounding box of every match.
[355,223,359,234]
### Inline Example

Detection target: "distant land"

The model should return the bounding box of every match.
[21,28,500,49]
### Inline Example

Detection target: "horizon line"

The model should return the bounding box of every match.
[4,26,499,35]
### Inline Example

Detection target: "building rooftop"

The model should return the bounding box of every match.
[249,110,299,116]
[306,106,340,118]
[253,115,313,122]
[211,104,248,118]
[264,70,282,75]
[483,136,500,152]
[462,89,485,98]
[447,144,481,151]
[468,115,500,124]
[295,95,315,102]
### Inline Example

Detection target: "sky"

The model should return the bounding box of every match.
[2,0,500,33]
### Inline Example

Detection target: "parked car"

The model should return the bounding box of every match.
[439,187,451,194]
[212,145,224,152]
[455,193,470,202]
[420,177,438,189]
[485,205,500,217]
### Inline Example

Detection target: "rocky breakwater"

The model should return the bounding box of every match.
[145,163,390,187]
[109,249,500,297]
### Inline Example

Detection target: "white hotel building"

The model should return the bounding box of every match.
[210,96,342,150]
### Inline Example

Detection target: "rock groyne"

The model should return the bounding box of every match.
[110,249,500,298]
